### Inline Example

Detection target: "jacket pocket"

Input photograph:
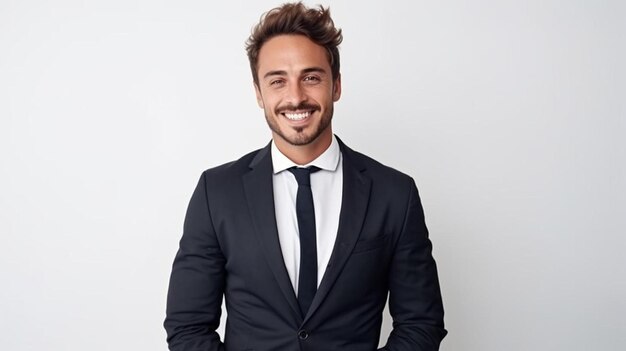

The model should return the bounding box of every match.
[351,234,389,254]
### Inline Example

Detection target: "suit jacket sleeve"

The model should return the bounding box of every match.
[379,179,447,350]
[164,172,226,351]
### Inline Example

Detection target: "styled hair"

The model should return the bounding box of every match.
[245,2,343,85]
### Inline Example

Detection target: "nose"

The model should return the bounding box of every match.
[284,81,306,106]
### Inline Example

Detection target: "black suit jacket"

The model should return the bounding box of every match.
[165,138,447,351]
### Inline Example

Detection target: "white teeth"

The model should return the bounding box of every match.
[284,111,311,120]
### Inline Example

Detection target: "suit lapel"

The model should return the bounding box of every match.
[303,141,372,323]
[242,145,302,321]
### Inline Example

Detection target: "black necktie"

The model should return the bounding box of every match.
[288,166,320,315]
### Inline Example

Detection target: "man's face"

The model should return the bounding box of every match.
[254,35,341,148]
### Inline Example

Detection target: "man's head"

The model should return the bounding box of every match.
[246,3,343,153]
[246,2,342,86]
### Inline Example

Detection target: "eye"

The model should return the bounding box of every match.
[303,75,321,84]
[269,79,285,87]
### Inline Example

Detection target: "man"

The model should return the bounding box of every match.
[164,3,447,350]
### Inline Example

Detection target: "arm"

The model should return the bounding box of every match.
[379,179,447,350]
[164,172,226,351]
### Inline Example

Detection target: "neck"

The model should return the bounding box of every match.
[273,131,333,165]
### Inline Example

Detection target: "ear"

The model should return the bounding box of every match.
[254,82,264,108]
[332,74,342,102]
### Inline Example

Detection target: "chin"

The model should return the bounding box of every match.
[283,133,316,146]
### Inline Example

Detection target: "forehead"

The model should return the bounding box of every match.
[257,35,330,76]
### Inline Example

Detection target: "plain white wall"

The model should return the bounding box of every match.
[1,0,624,350]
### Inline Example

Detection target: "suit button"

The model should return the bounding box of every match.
[298,330,309,340]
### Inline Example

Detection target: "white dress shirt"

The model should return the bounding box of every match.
[271,136,343,294]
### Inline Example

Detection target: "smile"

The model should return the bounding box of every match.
[282,111,312,121]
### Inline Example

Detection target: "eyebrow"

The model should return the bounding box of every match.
[262,67,328,80]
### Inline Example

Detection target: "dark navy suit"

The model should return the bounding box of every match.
[165,138,447,350]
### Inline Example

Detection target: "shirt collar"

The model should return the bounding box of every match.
[271,135,341,174]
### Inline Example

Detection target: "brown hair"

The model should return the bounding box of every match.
[245,2,343,85]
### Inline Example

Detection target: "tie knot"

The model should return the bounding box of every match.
[288,166,320,186]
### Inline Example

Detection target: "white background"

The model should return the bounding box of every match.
[1,0,624,350]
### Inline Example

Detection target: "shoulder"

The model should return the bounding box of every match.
[340,139,415,187]
[199,144,268,184]
[339,140,424,218]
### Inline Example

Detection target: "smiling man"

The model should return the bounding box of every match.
[164,3,447,351]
